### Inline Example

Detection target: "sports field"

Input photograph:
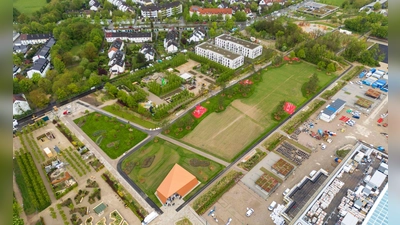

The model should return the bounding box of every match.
[13,0,47,14]
[183,63,335,161]
[121,138,224,206]
[74,112,148,159]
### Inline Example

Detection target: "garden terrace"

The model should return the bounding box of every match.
[74,112,148,159]
[275,141,310,166]
[237,149,267,171]
[272,159,295,177]
[355,97,373,108]
[297,2,339,18]
[255,173,280,193]
[89,159,104,172]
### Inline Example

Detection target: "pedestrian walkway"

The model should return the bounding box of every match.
[158,134,230,167]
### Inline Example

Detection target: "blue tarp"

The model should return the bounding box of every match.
[363,80,371,86]
[370,68,376,73]
[327,106,337,112]
[359,72,366,78]
[376,79,387,85]
[54,145,60,154]
[371,83,378,88]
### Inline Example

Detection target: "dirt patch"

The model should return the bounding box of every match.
[189,158,211,167]
[141,155,155,168]
[80,94,102,107]
[175,60,200,74]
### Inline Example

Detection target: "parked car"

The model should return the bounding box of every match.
[283,188,290,196]
[246,208,254,217]
[268,201,277,211]
[321,143,327,150]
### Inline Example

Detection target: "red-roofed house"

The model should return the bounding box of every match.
[189,6,233,20]
[13,94,31,116]
[156,164,200,204]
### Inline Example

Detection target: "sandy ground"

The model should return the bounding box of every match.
[175,59,200,73]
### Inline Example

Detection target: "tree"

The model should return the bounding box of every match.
[31,73,42,84]
[317,61,326,70]
[234,11,247,22]
[225,18,235,30]
[304,73,319,95]
[289,51,296,58]
[28,89,49,109]
[38,78,52,94]
[83,42,98,59]
[297,49,306,59]
[209,28,216,38]
[326,63,336,73]
[373,2,381,10]
[53,57,65,73]
[250,2,258,12]
[13,54,22,66]
[19,78,33,93]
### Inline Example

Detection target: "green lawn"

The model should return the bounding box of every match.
[121,138,224,206]
[74,112,148,159]
[317,0,346,7]
[102,105,157,129]
[13,0,47,15]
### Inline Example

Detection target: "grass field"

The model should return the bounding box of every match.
[13,0,47,15]
[182,63,335,161]
[74,112,148,159]
[121,138,224,206]
[102,105,157,129]
[317,0,346,7]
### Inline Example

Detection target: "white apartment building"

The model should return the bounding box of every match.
[215,34,263,59]
[105,31,152,43]
[27,58,50,78]
[20,33,51,45]
[195,42,244,69]
[141,2,182,18]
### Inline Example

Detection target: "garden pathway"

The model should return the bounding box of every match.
[158,134,230,167]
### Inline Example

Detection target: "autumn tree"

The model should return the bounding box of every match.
[304,73,319,95]
[28,89,49,109]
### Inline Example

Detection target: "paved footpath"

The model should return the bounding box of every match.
[158,134,230,167]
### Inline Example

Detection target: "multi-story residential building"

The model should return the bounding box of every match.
[32,37,56,62]
[105,31,152,43]
[107,0,133,12]
[188,26,206,43]
[27,58,50,78]
[140,44,156,61]
[140,2,182,18]
[189,6,232,20]
[164,29,179,54]
[215,34,262,59]
[195,42,244,69]
[108,50,125,74]
[107,38,124,58]
[20,34,51,45]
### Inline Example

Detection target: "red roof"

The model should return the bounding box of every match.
[13,94,26,103]
[190,6,232,15]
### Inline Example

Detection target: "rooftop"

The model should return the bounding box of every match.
[31,58,49,71]
[294,143,388,225]
[362,184,388,225]
[13,94,26,103]
[141,1,181,11]
[216,34,261,50]
[93,202,107,215]
[106,32,152,38]
[190,6,233,15]
[196,42,242,60]
[20,33,51,41]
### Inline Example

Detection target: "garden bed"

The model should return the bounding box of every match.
[70,206,88,217]
[74,189,89,204]
[89,159,104,172]
[255,173,279,192]
[237,149,267,171]
[271,159,294,176]
[88,188,101,204]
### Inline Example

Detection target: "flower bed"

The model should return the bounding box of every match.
[74,189,89,204]
[237,149,267,171]
[110,210,123,225]
[95,217,106,225]
[85,216,93,225]
[271,159,294,176]
[255,173,279,192]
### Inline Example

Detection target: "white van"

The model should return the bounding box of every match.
[141,212,158,225]
[309,170,317,178]
[268,201,277,211]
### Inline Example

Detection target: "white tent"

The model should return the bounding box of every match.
[43,147,53,158]
[342,212,358,225]
[180,73,192,81]
[368,171,386,189]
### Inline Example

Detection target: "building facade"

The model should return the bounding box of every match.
[32,37,56,62]
[215,34,262,59]
[27,58,50,78]
[189,6,232,20]
[195,42,244,69]
[20,34,51,45]
[141,2,182,18]
[105,31,152,43]
[140,44,155,61]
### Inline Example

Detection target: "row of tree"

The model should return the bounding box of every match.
[344,12,388,39]
[15,151,51,212]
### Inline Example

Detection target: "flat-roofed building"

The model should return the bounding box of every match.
[215,34,262,59]
[195,42,244,69]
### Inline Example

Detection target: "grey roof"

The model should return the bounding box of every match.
[322,107,335,116]
[20,33,51,41]
[110,50,125,67]
[13,45,29,54]
[31,58,49,72]
[34,37,56,58]
[141,1,181,11]
[216,34,261,50]
[93,202,107,214]
[166,40,178,48]
[13,65,20,73]
[107,32,152,39]
[141,44,155,55]
[196,42,242,60]
[166,29,179,41]
[110,38,123,49]
[330,98,346,110]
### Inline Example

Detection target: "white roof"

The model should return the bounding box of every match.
[43,147,52,155]
[180,73,192,80]
[341,212,358,225]
[369,170,386,188]
[354,152,364,163]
